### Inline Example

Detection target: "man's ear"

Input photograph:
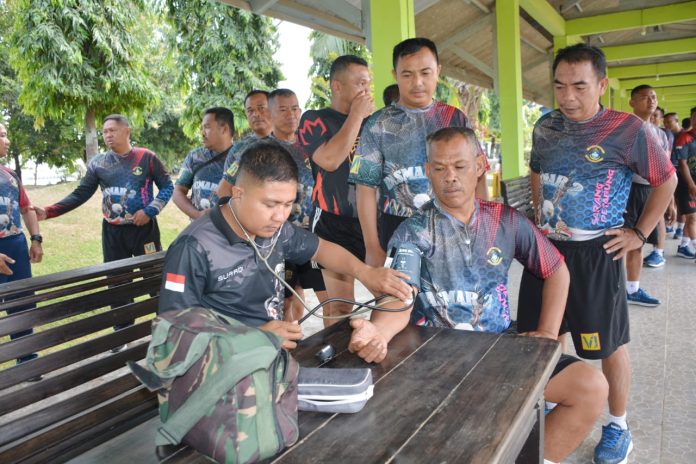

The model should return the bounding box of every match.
[425,161,431,180]
[231,184,244,199]
[475,153,486,178]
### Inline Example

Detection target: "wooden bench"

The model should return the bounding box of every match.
[0,252,165,464]
[501,175,534,220]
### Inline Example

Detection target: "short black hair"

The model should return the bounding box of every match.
[329,55,368,83]
[683,117,692,129]
[553,43,606,80]
[425,127,480,160]
[244,90,270,106]
[691,106,696,117]
[238,140,298,184]
[383,84,400,107]
[654,106,664,116]
[664,112,677,120]
[103,114,130,127]
[393,38,439,70]
[630,84,654,98]
[268,88,297,106]
[204,107,235,133]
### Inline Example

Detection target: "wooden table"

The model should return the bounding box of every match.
[273,321,560,464]
[71,321,560,464]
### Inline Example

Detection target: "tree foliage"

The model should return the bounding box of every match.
[0,2,84,180]
[306,31,370,109]
[165,0,283,138]
[7,0,160,160]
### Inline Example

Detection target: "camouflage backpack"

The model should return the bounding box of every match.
[128,307,299,463]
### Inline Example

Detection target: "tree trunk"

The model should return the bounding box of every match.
[456,83,484,126]
[12,152,22,182]
[34,163,38,186]
[85,107,98,161]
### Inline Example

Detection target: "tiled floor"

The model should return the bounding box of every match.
[301,237,696,463]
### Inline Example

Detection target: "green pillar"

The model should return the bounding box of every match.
[496,0,525,179]
[367,0,416,108]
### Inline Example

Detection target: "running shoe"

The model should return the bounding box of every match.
[665,226,674,234]
[627,288,661,307]
[676,245,696,258]
[673,228,683,239]
[593,423,633,464]
[643,250,665,268]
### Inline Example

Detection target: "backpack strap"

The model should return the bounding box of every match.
[190,146,231,179]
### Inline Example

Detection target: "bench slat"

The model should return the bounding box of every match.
[0,373,143,446]
[0,265,162,313]
[0,253,164,298]
[0,299,158,364]
[0,276,161,337]
[0,387,157,464]
[0,342,148,416]
[0,321,153,388]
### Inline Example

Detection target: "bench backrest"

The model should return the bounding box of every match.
[0,252,165,464]
[501,175,534,220]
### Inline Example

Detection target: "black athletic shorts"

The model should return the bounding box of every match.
[379,213,408,251]
[623,183,659,246]
[517,235,630,360]
[311,209,365,261]
[675,174,696,214]
[284,261,326,297]
[101,218,162,263]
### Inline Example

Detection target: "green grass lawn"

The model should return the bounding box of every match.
[0,180,191,370]
[25,179,190,275]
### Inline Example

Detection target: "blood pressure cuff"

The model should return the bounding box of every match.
[297,367,373,414]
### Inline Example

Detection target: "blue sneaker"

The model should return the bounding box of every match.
[665,225,674,234]
[594,423,633,464]
[643,250,665,267]
[673,228,683,239]
[627,288,661,307]
[676,245,696,258]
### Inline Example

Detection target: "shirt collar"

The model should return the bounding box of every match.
[432,198,479,228]
[209,202,246,245]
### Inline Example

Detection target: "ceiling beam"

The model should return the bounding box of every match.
[620,73,696,90]
[415,0,442,14]
[566,1,696,37]
[603,37,696,62]
[463,0,490,14]
[518,0,566,37]
[439,14,494,51]
[523,52,552,72]
[451,47,494,77]
[521,37,549,55]
[610,61,696,79]
[249,0,279,14]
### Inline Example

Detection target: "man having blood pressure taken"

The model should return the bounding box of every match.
[347,127,607,464]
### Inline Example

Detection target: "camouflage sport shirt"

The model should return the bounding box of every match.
[389,199,563,333]
[298,108,366,218]
[348,101,470,217]
[530,108,674,241]
[45,148,173,225]
[223,136,315,229]
[159,204,319,326]
[0,165,30,238]
[674,129,696,179]
[176,146,227,211]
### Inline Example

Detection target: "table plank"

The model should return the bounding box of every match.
[273,329,502,463]
[391,334,560,464]
[292,323,441,436]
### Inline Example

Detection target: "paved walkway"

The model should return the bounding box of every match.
[302,236,696,463]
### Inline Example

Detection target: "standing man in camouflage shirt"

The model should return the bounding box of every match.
[173,107,233,219]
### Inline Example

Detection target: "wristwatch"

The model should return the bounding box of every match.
[30,234,43,243]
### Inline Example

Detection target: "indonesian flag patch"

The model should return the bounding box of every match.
[165,273,185,293]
